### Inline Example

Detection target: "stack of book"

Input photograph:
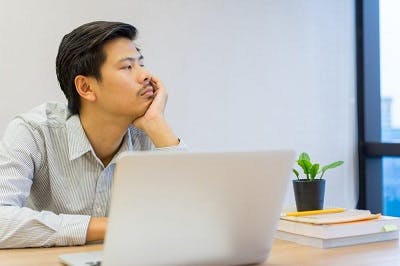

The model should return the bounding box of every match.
[275,208,400,248]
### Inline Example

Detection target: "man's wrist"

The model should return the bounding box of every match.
[141,117,179,148]
[86,217,107,242]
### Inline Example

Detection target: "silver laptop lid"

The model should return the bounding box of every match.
[103,150,295,266]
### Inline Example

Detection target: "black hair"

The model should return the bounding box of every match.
[56,21,137,114]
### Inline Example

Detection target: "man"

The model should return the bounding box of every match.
[0,21,184,248]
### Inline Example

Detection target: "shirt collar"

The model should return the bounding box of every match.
[66,114,92,161]
[109,126,135,165]
[66,114,137,164]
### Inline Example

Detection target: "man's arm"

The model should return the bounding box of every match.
[0,119,91,248]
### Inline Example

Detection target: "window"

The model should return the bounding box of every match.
[380,0,400,216]
[357,0,400,216]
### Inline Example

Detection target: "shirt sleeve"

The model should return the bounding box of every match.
[154,138,187,151]
[0,118,90,248]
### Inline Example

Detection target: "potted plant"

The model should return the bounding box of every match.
[292,152,344,211]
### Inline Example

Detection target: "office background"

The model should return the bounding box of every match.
[0,0,356,209]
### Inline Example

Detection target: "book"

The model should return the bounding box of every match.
[281,209,381,225]
[276,215,400,248]
[275,230,399,248]
[278,215,400,238]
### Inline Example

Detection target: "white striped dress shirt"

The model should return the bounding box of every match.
[0,102,185,248]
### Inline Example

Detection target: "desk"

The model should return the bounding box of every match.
[0,238,399,265]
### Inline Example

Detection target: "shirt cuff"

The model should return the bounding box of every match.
[155,139,187,151]
[55,214,91,246]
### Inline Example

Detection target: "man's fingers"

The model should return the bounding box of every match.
[150,76,164,90]
[151,75,161,84]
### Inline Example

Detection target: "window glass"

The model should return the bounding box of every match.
[380,0,400,216]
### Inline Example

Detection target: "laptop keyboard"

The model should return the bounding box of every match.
[85,261,101,266]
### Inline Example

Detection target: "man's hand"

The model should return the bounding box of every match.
[133,76,179,148]
[133,76,167,130]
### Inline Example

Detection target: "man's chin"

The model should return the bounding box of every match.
[131,102,152,123]
[131,111,146,125]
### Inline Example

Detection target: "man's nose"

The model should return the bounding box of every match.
[138,66,151,84]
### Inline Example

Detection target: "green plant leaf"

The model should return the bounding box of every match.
[320,160,344,179]
[309,163,320,180]
[299,152,310,162]
[293,169,300,179]
[297,159,312,179]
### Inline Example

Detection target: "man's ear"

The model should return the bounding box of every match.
[74,75,96,102]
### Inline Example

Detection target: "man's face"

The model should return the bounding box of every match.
[91,37,154,120]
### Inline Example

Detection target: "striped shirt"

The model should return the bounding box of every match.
[0,102,185,248]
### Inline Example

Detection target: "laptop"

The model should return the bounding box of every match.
[59,150,295,266]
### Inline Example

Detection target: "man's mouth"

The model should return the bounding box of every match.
[139,85,154,97]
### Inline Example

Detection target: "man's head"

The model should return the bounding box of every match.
[56,21,137,115]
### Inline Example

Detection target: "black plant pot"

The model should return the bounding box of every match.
[293,179,325,211]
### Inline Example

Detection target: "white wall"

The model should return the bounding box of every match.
[0,0,357,209]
